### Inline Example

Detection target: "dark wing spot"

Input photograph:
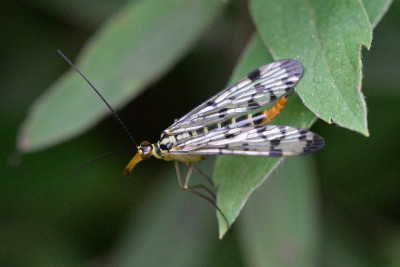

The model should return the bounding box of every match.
[236,114,248,121]
[279,126,287,135]
[302,140,314,153]
[281,77,295,86]
[225,133,235,139]
[236,116,250,127]
[256,125,266,133]
[270,139,281,146]
[311,135,325,148]
[219,108,228,118]
[207,124,218,132]
[269,150,283,157]
[247,68,261,81]
[266,88,277,101]
[248,99,260,108]
[280,60,292,67]
[195,128,203,135]
[251,113,264,125]
[298,129,308,140]
[303,134,325,154]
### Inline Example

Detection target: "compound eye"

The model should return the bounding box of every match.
[139,141,152,159]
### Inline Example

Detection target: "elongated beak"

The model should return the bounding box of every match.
[124,152,143,177]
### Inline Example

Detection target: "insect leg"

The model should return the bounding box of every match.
[177,161,215,200]
[188,184,216,200]
[192,166,214,187]
[183,164,193,188]
[182,163,229,228]
[174,160,183,188]
[184,164,215,200]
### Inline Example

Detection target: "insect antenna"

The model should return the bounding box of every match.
[57,49,138,148]
[67,149,136,178]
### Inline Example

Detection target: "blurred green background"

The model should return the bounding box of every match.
[1,0,399,266]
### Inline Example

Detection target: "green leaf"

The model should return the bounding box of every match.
[250,0,372,136]
[215,0,392,238]
[237,157,320,266]
[214,35,317,237]
[363,0,393,27]
[215,0,392,239]
[17,0,222,153]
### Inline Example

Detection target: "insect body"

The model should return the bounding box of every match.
[125,60,324,175]
[123,60,324,225]
[57,50,323,227]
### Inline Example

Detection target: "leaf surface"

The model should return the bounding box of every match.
[250,0,372,135]
[18,0,222,152]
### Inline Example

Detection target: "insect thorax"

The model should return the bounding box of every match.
[150,133,174,160]
[155,133,205,163]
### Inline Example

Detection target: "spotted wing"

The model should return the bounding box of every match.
[165,60,303,135]
[169,125,324,157]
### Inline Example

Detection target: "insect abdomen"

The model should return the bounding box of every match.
[200,96,288,132]
[251,96,288,125]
